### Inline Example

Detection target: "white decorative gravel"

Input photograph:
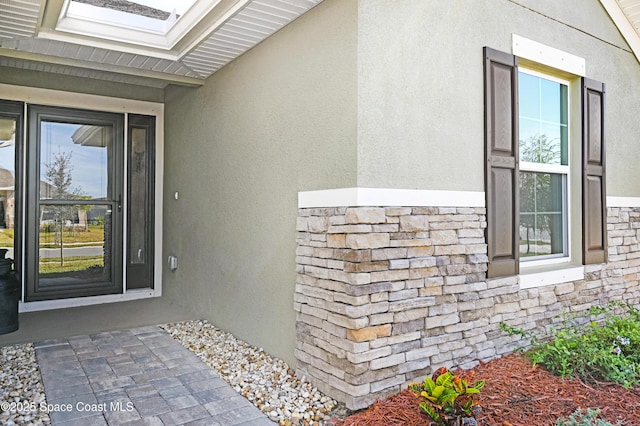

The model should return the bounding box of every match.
[162,320,341,425]
[0,343,50,426]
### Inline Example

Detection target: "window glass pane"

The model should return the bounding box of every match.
[40,122,111,200]
[540,78,563,123]
[0,117,16,258]
[518,72,568,166]
[519,172,566,258]
[518,72,540,119]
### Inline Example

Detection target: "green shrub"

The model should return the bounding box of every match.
[556,408,621,426]
[502,301,640,388]
[409,367,484,426]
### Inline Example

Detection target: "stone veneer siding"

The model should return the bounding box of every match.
[294,206,640,410]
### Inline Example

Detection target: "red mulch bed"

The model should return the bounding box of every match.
[335,353,640,425]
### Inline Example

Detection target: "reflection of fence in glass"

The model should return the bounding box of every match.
[519,173,564,258]
[519,134,565,258]
[38,204,108,282]
[519,218,561,256]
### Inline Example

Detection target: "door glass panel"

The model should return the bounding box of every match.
[38,204,111,283]
[37,120,115,289]
[0,117,16,259]
[40,122,111,200]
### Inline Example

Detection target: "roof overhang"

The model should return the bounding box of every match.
[600,0,640,64]
[0,0,323,88]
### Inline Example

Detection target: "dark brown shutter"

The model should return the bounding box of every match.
[484,47,519,278]
[582,78,607,264]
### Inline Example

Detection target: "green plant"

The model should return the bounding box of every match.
[409,367,484,426]
[501,302,640,388]
[556,408,621,426]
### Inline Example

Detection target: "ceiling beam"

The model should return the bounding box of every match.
[38,0,65,32]
[0,47,205,87]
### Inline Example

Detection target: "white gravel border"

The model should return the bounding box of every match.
[162,320,342,425]
[0,343,50,426]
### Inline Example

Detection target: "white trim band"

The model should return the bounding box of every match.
[607,196,640,208]
[299,190,640,209]
[298,188,485,208]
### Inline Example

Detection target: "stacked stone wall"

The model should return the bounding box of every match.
[294,206,640,409]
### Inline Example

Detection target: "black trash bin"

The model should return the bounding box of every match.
[0,249,19,335]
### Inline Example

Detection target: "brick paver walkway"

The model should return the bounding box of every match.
[34,326,272,425]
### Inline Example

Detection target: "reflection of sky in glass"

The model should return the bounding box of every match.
[0,117,15,173]
[0,146,14,174]
[519,72,568,165]
[40,122,109,199]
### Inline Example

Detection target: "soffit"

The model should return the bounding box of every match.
[617,0,640,30]
[600,0,640,63]
[0,0,323,88]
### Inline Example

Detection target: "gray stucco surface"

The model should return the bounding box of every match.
[162,0,640,366]
[356,0,640,196]
[162,0,357,364]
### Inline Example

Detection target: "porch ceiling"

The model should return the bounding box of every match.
[0,0,323,88]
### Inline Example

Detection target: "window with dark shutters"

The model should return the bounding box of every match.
[484,47,607,278]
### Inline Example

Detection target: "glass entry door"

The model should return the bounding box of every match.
[26,106,124,301]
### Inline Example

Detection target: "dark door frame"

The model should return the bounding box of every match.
[0,100,24,290]
[25,105,124,301]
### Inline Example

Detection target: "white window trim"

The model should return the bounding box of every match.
[0,83,164,312]
[512,34,586,77]
[519,265,584,289]
[520,161,569,175]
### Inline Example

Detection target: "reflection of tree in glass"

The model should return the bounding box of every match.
[520,134,559,255]
[44,151,83,265]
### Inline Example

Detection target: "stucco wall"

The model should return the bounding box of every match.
[162,0,357,365]
[357,0,640,197]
